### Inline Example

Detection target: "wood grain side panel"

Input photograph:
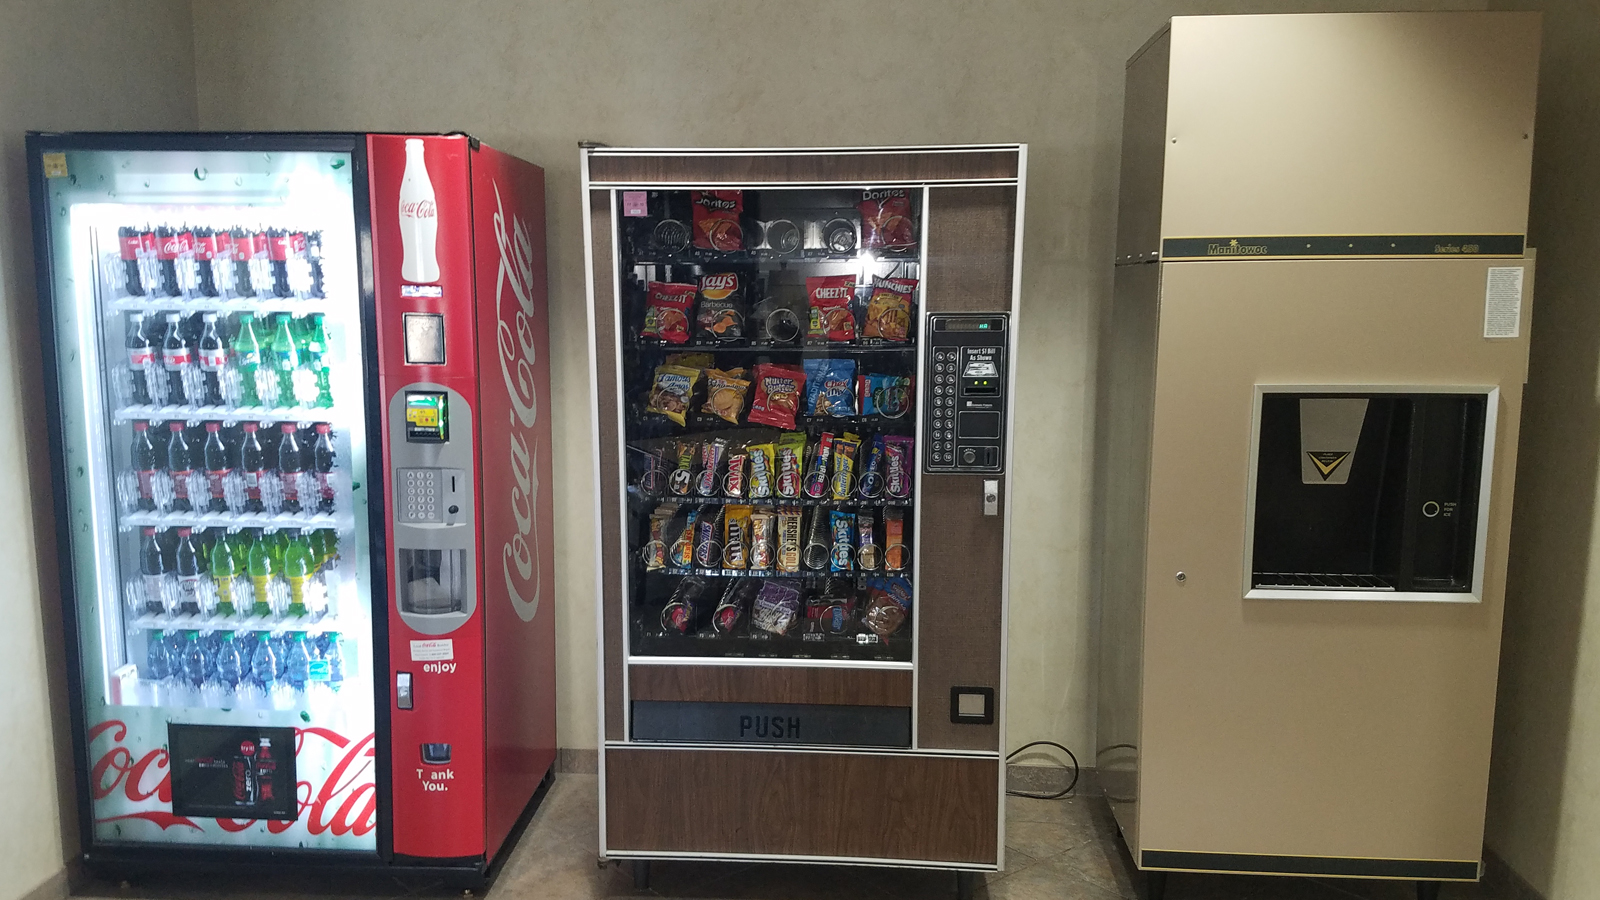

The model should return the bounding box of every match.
[629,665,913,707]
[588,150,1019,185]
[926,186,1017,313]
[606,748,998,863]
[915,474,1005,751]
[591,190,625,742]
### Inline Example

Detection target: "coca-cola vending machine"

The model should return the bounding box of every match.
[25,132,555,882]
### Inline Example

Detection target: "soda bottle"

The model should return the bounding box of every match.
[284,632,311,691]
[194,226,220,297]
[320,632,344,691]
[311,528,338,575]
[270,314,300,405]
[251,631,282,688]
[118,226,146,296]
[174,527,204,616]
[268,228,294,298]
[277,423,303,513]
[247,529,276,618]
[303,314,334,408]
[161,313,191,405]
[202,422,231,512]
[139,526,169,615]
[232,313,263,407]
[399,138,440,283]
[146,630,174,681]
[268,529,290,574]
[155,225,182,297]
[132,422,158,511]
[210,530,240,618]
[312,424,336,513]
[307,231,326,299]
[126,312,154,405]
[230,227,256,298]
[213,631,245,691]
[165,422,194,512]
[197,313,227,406]
[180,630,209,687]
[283,529,313,617]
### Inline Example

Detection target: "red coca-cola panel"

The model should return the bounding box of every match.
[369,133,486,860]
[469,143,556,858]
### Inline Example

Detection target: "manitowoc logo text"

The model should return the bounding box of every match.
[492,181,545,623]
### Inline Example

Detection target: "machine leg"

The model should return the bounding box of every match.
[1417,882,1441,900]
[631,860,650,890]
[1145,870,1168,900]
[955,871,978,900]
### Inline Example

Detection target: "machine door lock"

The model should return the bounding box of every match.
[983,479,999,516]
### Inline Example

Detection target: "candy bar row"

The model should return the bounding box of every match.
[646,574,913,642]
[632,430,914,503]
[642,504,909,576]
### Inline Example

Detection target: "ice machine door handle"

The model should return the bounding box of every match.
[983,479,999,516]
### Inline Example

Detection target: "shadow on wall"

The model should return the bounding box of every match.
[1486,3,1600,895]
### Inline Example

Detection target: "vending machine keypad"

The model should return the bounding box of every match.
[924,315,1008,473]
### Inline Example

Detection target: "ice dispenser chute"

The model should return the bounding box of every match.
[1248,389,1491,599]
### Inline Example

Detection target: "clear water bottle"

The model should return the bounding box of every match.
[213,632,245,690]
[180,630,209,688]
[320,632,345,692]
[250,631,282,688]
[145,630,174,681]
[285,632,311,692]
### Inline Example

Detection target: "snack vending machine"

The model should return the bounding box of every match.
[1094,13,1539,900]
[27,132,555,882]
[582,144,1024,897]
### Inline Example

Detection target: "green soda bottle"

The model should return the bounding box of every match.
[303,313,334,408]
[247,528,276,617]
[270,313,300,405]
[283,529,314,617]
[209,530,240,618]
[310,528,338,574]
[268,528,290,573]
[232,313,263,407]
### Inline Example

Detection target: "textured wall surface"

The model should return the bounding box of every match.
[1483,2,1600,898]
[0,6,197,900]
[188,0,1486,759]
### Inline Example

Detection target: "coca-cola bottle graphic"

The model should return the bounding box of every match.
[155,225,182,297]
[160,312,191,405]
[312,423,336,513]
[132,421,158,511]
[126,312,154,405]
[166,422,194,512]
[230,227,256,298]
[118,226,146,296]
[203,422,232,513]
[139,526,169,615]
[197,313,227,406]
[399,138,440,283]
[195,226,220,297]
[277,423,303,513]
[174,527,203,616]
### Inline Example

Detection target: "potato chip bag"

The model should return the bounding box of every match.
[692,190,744,252]
[642,282,696,344]
[806,275,857,342]
[645,364,699,426]
[862,276,915,342]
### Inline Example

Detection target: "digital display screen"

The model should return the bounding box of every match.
[939,318,1004,332]
[405,392,449,443]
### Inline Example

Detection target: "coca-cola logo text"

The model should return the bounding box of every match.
[400,199,437,220]
[492,182,544,623]
[88,720,375,837]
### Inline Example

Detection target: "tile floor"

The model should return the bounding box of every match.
[80,775,1521,900]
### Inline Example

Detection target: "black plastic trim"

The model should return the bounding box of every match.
[1161,234,1525,260]
[1140,850,1479,881]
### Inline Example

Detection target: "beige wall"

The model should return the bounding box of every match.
[0,5,197,900]
[1483,2,1600,898]
[187,0,1485,762]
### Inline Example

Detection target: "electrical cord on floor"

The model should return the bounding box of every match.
[1005,740,1080,800]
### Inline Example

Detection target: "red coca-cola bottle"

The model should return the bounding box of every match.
[160,312,191,406]
[230,227,256,298]
[132,421,158,511]
[194,226,220,297]
[118,226,146,296]
[203,422,231,513]
[155,225,182,297]
[278,423,303,513]
[126,312,154,405]
[268,228,294,298]
[239,422,267,513]
[167,422,194,512]
[312,423,336,514]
